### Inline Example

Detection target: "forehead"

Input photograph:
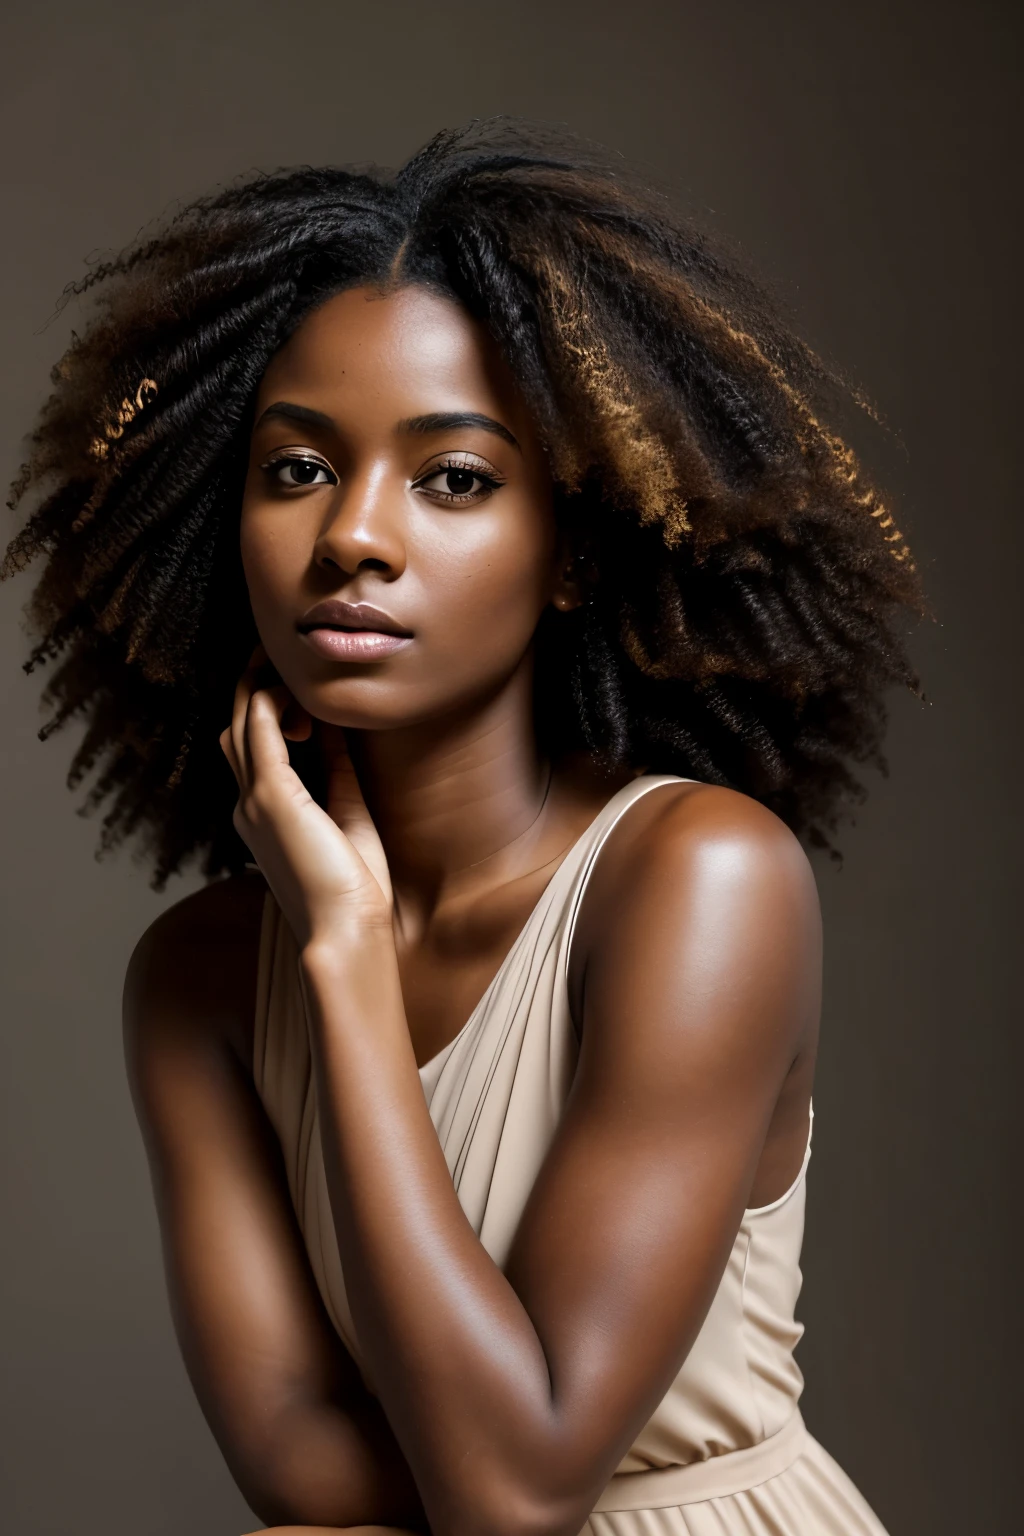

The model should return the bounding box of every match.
[256,283,523,423]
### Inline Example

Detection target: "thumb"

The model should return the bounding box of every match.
[321,727,393,908]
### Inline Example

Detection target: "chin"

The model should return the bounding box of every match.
[299,680,430,733]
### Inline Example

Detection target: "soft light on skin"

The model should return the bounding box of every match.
[240,283,578,736]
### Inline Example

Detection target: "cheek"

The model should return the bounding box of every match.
[239,508,303,622]
[416,504,555,667]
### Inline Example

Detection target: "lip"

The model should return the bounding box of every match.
[297,598,414,664]
[300,628,413,662]
[298,599,412,635]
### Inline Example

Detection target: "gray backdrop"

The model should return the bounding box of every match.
[1,2,1019,1532]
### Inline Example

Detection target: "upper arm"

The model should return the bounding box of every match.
[503,784,820,1489]
[122,877,390,1520]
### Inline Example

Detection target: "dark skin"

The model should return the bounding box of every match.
[123,285,820,1536]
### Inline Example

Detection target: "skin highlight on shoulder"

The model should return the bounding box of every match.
[568,781,821,1210]
[572,779,819,981]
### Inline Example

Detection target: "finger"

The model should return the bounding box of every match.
[230,647,274,790]
[230,666,257,792]
[325,734,366,822]
[322,733,393,906]
[219,723,241,787]
[323,730,367,830]
[245,684,297,777]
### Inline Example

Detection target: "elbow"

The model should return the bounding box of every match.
[428,1469,601,1536]
[458,1504,595,1536]
[504,1502,600,1536]
[214,1434,335,1531]
[221,1457,302,1531]
[223,1424,429,1534]
[229,1473,357,1533]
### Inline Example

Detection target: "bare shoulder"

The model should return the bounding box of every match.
[123,869,269,1072]
[569,780,821,1038]
[582,779,816,930]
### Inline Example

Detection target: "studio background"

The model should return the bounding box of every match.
[1,3,1019,1532]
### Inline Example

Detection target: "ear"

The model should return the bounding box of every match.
[550,532,587,614]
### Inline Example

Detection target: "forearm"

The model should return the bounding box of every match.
[299,932,568,1531]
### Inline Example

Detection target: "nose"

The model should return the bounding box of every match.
[313,460,406,580]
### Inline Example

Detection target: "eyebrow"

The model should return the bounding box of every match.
[255,401,336,431]
[397,412,520,450]
[254,402,521,451]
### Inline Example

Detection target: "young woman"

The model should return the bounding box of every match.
[3,121,922,1536]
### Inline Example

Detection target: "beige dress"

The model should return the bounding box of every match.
[252,773,889,1535]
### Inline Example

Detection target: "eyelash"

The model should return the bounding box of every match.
[259,451,505,504]
[260,452,336,489]
[414,455,505,504]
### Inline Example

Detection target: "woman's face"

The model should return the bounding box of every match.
[240,283,570,732]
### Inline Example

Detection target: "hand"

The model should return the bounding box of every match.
[242,1527,425,1535]
[219,644,393,949]
[241,1527,424,1535]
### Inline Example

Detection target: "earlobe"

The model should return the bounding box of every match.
[551,546,590,613]
[552,585,583,613]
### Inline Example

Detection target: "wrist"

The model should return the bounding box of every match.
[298,922,410,1065]
[300,918,396,977]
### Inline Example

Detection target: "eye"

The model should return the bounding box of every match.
[261,452,337,488]
[414,457,504,504]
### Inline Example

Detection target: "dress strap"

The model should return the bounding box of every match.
[561,774,697,989]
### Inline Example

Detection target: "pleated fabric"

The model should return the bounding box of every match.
[252,773,889,1535]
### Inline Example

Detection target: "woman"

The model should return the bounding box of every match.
[3,121,921,1535]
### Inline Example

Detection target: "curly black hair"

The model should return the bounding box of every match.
[2,118,924,890]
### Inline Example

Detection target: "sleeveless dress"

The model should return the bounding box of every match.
[251,773,889,1535]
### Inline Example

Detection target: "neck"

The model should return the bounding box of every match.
[335,659,551,925]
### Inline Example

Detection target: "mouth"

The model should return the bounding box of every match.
[297,598,414,663]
